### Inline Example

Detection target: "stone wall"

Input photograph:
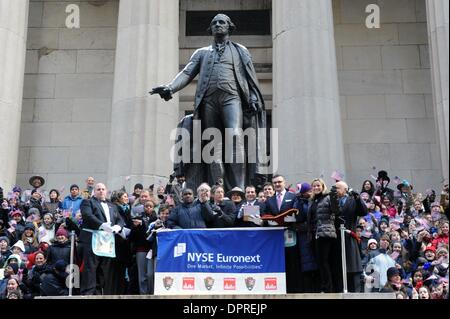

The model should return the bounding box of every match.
[334,0,442,192]
[16,0,442,195]
[18,0,118,192]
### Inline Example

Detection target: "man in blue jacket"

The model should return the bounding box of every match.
[62,184,83,215]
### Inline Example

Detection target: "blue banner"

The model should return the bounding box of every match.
[154,228,286,295]
[156,228,285,273]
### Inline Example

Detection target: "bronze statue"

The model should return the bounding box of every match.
[151,14,267,190]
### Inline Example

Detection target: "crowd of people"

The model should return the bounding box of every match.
[0,170,448,299]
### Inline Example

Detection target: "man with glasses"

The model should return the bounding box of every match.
[263,175,301,293]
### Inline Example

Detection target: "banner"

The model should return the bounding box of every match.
[155,228,285,295]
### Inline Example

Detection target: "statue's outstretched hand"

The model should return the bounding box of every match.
[150,85,173,101]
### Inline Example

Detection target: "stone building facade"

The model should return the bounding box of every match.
[0,0,448,194]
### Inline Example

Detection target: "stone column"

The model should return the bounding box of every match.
[272,0,345,185]
[426,0,449,181]
[0,0,29,190]
[107,0,179,190]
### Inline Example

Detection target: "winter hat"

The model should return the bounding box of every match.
[6,254,22,265]
[56,227,69,238]
[12,240,25,253]
[12,186,22,193]
[397,179,413,191]
[0,236,10,246]
[8,263,19,274]
[299,183,312,194]
[380,216,390,224]
[24,222,35,231]
[387,267,400,279]
[424,246,436,254]
[28,207,40,216]
[54,260,68,273]
[431,202,441,208]
[134,183,144,190]
[368,238,378,246]
[9,210,23,218]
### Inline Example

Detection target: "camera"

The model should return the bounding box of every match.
[211,204,223,216]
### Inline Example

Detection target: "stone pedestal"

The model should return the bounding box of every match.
[272,0,346,185]
[107,0,179,189]
[0,0,29,190]
[426,0,449,181]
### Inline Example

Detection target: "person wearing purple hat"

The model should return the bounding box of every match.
[12,186,22,198]
[46,227,72,266]
[293,182,319,292]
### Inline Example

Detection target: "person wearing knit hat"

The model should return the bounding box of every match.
[9,210,23,219]
[24,222,35,231]
[0,236,12,266]
[5,254,22,266]
[5,262,19,276]
[0,236,10,247]
[12,186,22,194]
[380,266,409,295]
[424,246,436,261]
[46,227,71,265]
[386,266,400,280]
[22,222,39,255]
[40,259,69,296]
[299,183,312,195]
[54,259,68,273]
[56,227,69,238]
[368,238,378,248]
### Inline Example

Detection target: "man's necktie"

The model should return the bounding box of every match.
[277,193,283,211]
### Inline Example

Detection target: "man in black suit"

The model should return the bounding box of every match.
[235,185,265,227]
[263,175,301,293]
[79,183,125,295]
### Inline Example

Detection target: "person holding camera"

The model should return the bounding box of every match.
[145,204,171,294]
[334,181,368,292]
[165,173,186,206]
[200,185,236,228]
[129,199,157,295]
